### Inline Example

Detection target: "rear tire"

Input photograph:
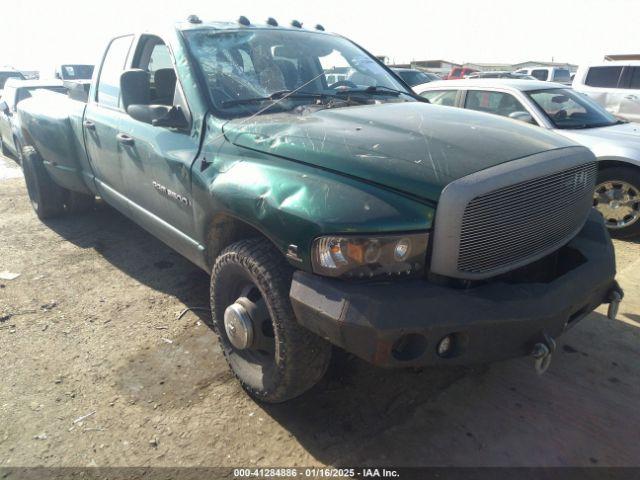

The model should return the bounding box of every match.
[21,146,66,219]
[13,136,23,165]
[594,166,640,239]
[210,238,332,403]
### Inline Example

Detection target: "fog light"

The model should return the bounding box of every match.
[437,335,453,357]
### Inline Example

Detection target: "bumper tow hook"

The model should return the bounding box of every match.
[531,332,556,375]
[607,287,623,321]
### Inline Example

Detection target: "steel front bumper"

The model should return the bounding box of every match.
[290,211,620,368]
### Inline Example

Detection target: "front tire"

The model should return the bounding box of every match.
[210,238,331,403]
[21,146,66,219]
[594,166,640,239]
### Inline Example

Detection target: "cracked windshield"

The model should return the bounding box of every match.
[184,29,414,117]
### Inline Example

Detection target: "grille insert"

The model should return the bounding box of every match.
[457,162,597,274]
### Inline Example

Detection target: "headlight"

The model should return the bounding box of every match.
[311,233,429,278]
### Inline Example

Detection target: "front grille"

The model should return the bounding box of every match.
[457,162,597,274]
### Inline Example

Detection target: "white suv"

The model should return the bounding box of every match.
[573,61,640,123]
[513,66,571,84]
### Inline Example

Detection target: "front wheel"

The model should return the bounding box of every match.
[210,238,331,403]
[593,166,640,238]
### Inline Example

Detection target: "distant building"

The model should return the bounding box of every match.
[605,54,640,61]
[463,62,513,72]
[463,61,578,72]
[376,58,579,76]
[511,61,578,72]
[408,60,461,76]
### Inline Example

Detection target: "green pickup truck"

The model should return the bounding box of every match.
[17,16,622,402]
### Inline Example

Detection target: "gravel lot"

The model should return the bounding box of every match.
[1,154,639,467]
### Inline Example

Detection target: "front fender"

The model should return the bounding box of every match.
[192,143,435,272]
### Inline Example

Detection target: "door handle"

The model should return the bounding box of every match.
[116,133,135,146]
[83,120,96,130]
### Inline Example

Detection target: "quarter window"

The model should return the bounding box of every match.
[584,66,623,88]
[551,69,570,83]
[531,69,548,81]
[420,90,457,106]
[96,35,133,108]
[465,90,528,118]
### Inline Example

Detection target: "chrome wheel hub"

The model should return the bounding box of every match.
[224,300,254,350]
[593,180,640,229]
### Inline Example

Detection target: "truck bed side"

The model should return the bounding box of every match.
[18,90,95,195]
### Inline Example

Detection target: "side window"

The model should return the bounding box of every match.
[584,66,623,88]
[465,90,527,117]
[531,69,548,81]
[148,43,177,105]
[420,90,458,106]
[96,35,133,108]
[627,67,640,89]
[148,44,173,77]
[552,69,571,83]
[131,38,179,106]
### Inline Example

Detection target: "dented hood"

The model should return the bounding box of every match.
[223,102,576,202]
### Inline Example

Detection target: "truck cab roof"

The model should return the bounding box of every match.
[174,17,329,34]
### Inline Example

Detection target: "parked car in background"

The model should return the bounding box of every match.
[514,66,571,84]
[55,64,94,80]
[39,64,95,81]
[572,61,640,123]
[0,78,66,162]
[0,69,26,97]
[446,66,478,80]
[15,17,620,402]
[465,71,537,80]
[391,68,440,87]
[415,78,640,237]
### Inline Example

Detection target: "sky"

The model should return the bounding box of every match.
[1,0,638,71]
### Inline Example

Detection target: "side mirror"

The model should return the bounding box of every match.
[120,69,151,110]
[127,104,188,129]
[509,111,535,124]
[0,100,10,115]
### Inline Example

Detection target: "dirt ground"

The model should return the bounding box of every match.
[1,154,639,468]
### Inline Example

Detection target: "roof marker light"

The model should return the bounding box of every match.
[238,16,250,26]
[315,24,325,31]
[291,20,303,28]
[266,17,278,27]
[187,15,202,24]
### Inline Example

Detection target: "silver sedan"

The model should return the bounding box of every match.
[414,78,640,238]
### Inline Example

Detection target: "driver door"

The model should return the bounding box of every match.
[117,35,200,244]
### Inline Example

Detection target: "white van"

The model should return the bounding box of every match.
[572,61,640,122]
[513,66,572,84]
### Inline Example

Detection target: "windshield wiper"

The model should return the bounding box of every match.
[222,90,333,107]
[333,85,409,97]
